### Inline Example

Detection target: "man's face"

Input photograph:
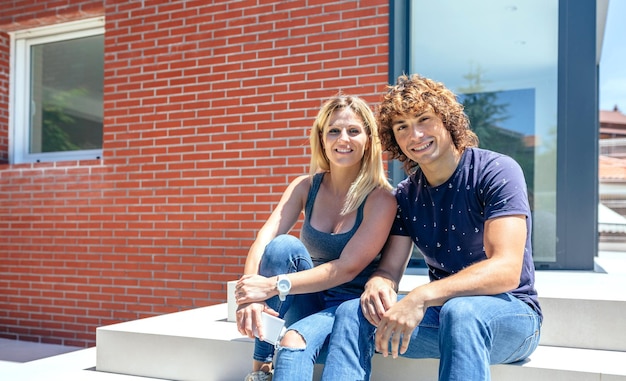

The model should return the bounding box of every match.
[391,111,455,167]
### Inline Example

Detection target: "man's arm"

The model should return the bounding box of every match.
[409,214,526,307]
[375,214,527,358]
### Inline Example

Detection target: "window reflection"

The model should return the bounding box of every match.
[30,35,104,154]
[406,0,559,262]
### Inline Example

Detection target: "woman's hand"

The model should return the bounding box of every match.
[360,276,397,327]
[235,274,276,305]
[235,302,278,340]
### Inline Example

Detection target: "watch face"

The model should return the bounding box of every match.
[278,280,290,292]
[277,276,290,301]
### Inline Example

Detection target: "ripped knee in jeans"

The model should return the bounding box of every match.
[278,329,306,349]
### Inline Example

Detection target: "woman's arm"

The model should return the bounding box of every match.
[242,175,310,275]
[236,175,309,338]
[360,234,413,326]
[236,187,397,303]
[290,187,398,292]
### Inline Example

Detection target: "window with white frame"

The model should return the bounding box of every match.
[10,18,104,164]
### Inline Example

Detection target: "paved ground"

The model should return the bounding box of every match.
[0,338,82,363]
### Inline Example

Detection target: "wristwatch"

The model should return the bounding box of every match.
[276,274,291,301]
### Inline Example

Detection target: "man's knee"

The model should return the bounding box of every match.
[441,297,483,321]
[440,297,490,340]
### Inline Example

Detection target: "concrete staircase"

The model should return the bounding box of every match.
[92,254,626,381]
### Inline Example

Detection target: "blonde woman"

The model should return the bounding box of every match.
[235,94,396,381]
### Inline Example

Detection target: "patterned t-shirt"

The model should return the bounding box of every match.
[391,147,541,318]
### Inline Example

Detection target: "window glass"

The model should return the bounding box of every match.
[30,35,104,154]
[11,18,104,163]
[405,0,559,263]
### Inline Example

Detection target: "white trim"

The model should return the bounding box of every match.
[12,17,105,39]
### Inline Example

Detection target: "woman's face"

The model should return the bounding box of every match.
[322,107,370,169]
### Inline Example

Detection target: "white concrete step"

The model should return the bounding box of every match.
[369,345,626,381]
[96,304,247,381]
[10,346,626,381]
[5,253,626,381]
[93,264,626,381]
[398,269,626,351]
[231,269,626,352]
[533,270,626,351]
[96,301,626,381]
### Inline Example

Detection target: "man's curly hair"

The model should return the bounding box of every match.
[377,74,479,173]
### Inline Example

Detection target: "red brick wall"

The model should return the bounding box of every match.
[0,0,389,347]
[0,31,7,164]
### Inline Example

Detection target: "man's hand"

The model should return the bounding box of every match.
[360,276,397,326]
[375,291,425,358]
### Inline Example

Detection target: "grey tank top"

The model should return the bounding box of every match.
[300,172,380,299]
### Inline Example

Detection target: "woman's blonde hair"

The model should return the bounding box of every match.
[378,74,479,173]
[309,94,392,215]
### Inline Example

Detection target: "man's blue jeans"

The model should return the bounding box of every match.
[321,293,542,381]
[253,234,360,380]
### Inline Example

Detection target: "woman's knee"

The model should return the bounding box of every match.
[279,329,306,349]
[260,235,303,269]
[333,298,373,338]
[265,234,301,256]
[334,298,361,319]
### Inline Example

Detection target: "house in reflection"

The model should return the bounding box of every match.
[599,106,626,249]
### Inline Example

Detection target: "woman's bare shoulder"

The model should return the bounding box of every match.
[366,186,396,208]
[284,174,312,197]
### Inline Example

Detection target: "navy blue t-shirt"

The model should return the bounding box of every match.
[392,148,541,318]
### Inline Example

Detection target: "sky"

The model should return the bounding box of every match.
[600,0,626,112]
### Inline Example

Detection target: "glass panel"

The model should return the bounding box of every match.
[29,34,104,154]
[407,0,559,263]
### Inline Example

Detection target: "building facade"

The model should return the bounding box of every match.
[599,107,626,249]
[0,0,606,347]
[0,0,390,347]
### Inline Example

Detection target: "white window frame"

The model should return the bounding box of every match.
[9,17,105,164]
